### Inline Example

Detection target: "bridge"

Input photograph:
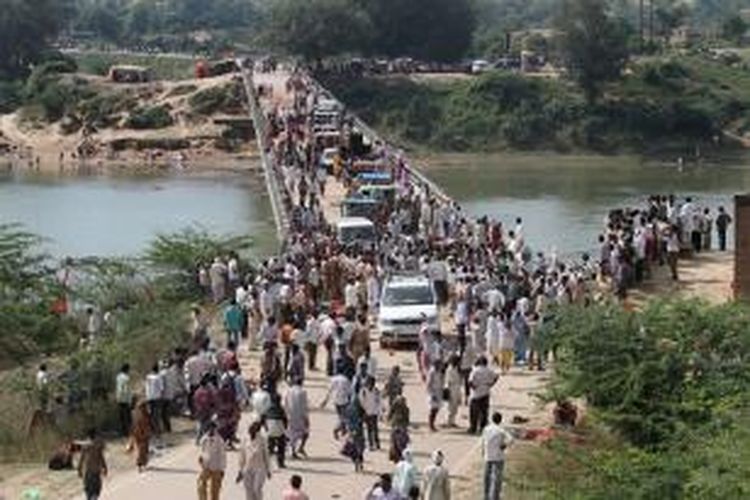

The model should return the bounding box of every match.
[242,66,454,245]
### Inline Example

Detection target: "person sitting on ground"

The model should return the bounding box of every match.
[553,399,578,428]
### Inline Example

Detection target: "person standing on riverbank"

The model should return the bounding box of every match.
[716,206,732,251]
[468,356,499,435]
[115,364,132,438]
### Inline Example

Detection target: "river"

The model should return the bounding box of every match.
[0,168,277,257]
[2,153,748,258]
[429,152,750,255]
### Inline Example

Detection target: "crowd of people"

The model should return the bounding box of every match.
[598,195,733,299]
[37,65,735,500]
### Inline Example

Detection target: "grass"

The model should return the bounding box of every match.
[71,53,197,81]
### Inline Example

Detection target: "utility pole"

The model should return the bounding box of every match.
[640,0,645,52]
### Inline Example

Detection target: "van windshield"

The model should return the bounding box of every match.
[382,285,434,306]
[340,225,375,243]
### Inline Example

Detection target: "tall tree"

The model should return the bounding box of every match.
[360,0,476,62]
[267,0,372,61]
[722,14,748,44]
[0,0,68,78]
[557,0,630,102]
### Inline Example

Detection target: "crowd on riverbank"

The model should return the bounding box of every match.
[29,68,735,500]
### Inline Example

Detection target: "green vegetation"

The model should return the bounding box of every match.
[512,299,750,498]
[266,0,476,62]
[71,52,197,81]
[0,225,252,458]
[188,82,245,115]
[327,52,750,153]
[125,104,174,129]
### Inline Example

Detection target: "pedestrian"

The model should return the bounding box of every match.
[422,449,450,500]
[481,412,514,500]
[445,355,463,427]
[365,473,400,500]
[193,376,217,444]
[36,363,50,412]
[666,225,681,281]
[359,376,381,451]
[343,396,366,472]
[284,377,310,458]
[115,363,133,437]
[426,360,444,432]
[237,421,272,500]
[197,421,226,500]
[393,448,419,498]
[387,395,410,464]
[224,298,244,346]
[144,364,164,436]
[209,257,228,303]
[78,428,107,500]
[468,356,498,435]
[158,360,173,434]
[304,312,320,370]
[265,391,288,468]
[321,367,352,440]
[384,365,404,410]
[282,474,310,500]
[286,342,306,384]
[130,400,151,472]
[716,206,732,251]
[702,208,713,251]
[498,316,515,375]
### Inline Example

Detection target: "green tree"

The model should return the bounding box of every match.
[267,0,372,61]
[75,0,124,41]
[0,0,68,78]
[722,14,748,44]
[557,0,630,102]
[360,0,476,61]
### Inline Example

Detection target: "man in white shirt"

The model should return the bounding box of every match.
[468,356,499,434]
[359,376,381,451]
[115,364,132,437]
[36,363,49,411]
[321,370,352,440]
[145,364,164,435]
[481,412,514,500]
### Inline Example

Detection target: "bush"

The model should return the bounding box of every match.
[188,82,244,115]
[125,105,174,129]
[0,81,22,113]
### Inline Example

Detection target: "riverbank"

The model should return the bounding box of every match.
[323,53,750,155]
[0,67,259,174]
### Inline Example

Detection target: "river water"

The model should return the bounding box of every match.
[0,168,277,257]
[1,153,749,257]
[429,153,750,255]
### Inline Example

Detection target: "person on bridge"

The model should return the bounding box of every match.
[237,421,272,500]
[421,449,451,500]
[481,412,514,500]
[197,420,226,500]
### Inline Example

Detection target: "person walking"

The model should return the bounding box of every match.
[468,356,498,435]
[445,355,463,428]
[115,363,132,438]
[265,391,288,468]
[321,367,353,440]
[78,429,107,500]
[130,400,151,472]
[422,449,451,500]
[197,421,227,500]
[716,206,732,251]
[481,412,514,500]
[282,475,310,500]
[144,364,164,436]
[224,298,244,346]
[359,376,381,451]
[426,361,444,432]
[237,421,272,500]
[284,378,310,458]
[393,448,419,498]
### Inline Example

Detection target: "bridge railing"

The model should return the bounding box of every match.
[241,70,290,245]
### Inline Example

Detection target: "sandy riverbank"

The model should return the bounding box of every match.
[0,73,259,174]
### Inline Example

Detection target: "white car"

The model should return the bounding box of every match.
[319,147,339,173]
[378,274,439,348]
[336,217,376,250]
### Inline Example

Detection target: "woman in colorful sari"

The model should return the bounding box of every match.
[130,400,151,472]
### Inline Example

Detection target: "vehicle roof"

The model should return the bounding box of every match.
[344,197,379,205]
[384,274,431,287]
[336,217,374,228]
[358,184,397,191]
[357,172,392,180]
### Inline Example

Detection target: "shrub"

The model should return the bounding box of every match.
[188,82,244,115]
[125,105,174,129]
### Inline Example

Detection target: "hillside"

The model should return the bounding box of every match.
[325,52,750,154]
